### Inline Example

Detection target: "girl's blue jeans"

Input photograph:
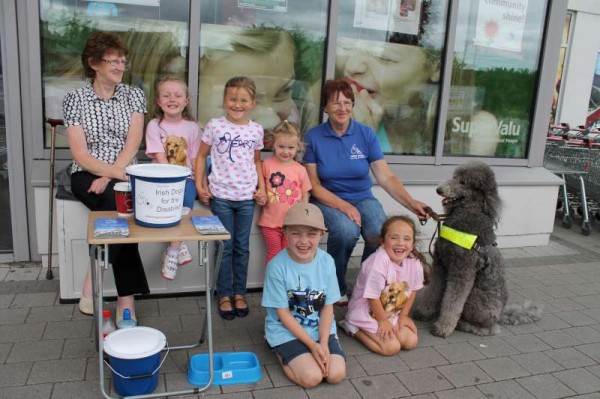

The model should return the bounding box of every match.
[311,197,387,296]
[210,197,255,297]
[183,178,196,209]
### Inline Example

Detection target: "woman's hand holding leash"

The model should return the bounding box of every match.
[409,200,431,224]
[419,206,446,226]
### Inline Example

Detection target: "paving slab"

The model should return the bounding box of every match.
[351,373,410,398]
[0,219,600,397]
[0,383,52,399]
[553,367,600,394]
[516,374,575,399]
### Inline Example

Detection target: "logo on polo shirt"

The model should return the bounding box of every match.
[350,144,366,160]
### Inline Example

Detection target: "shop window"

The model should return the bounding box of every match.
[334,0,450,155]
[443,0,547,158]
[39,0,190,149]
[198,0,328,136]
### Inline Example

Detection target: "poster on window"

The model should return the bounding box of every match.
[473,0,528,53]
[199,24,323,135]
[238,0,287,12]
[353,0,421,35]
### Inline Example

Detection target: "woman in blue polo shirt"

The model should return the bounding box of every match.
[303,79,429,304]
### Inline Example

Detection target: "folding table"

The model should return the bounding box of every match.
[87,210,229,398]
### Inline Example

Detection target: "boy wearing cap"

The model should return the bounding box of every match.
[262,203,346,388]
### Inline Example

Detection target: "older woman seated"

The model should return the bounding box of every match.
[303,79,429,304]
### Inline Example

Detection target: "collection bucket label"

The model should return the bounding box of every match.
[134,179,186,225]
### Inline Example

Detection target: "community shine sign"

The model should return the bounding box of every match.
[474,0,528,53]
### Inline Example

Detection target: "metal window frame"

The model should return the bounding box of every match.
[2,0,29,260]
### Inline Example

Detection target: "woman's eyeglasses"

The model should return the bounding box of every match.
[101,59,129,68]
[330,100,353,109]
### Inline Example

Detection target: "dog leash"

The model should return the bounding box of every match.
[420,206,446,260]
[421,206,496,267]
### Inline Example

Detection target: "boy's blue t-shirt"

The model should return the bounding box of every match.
[303,119,384,201]
[262,248,341,347]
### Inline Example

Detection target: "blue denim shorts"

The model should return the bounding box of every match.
[272,334,345,365]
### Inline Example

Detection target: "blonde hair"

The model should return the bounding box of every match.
[267,120,304,153]
[153,76,194,122]
[223,76,256,101]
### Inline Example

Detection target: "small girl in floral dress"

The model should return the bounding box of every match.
[258,120,312,264]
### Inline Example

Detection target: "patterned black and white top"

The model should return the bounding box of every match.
[62,82,146,174]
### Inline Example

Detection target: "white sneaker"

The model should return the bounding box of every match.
[177,243,193,266]
[338,319,358,336]
[161,250,178,280]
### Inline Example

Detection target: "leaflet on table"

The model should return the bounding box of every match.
[93,217,130,238]
[191,215,229,235]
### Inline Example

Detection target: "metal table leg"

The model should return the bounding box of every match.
[91,240,225,399]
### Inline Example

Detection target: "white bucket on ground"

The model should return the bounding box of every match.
[126,164,191,227]
[104,326,167,396]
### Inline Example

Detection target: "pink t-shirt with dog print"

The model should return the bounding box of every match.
[145,118,202,174]
[346,247,424,334]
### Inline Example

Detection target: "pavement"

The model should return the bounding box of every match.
[2,219,600,398]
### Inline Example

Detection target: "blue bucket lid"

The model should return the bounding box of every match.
[126,164,190,178]
[104,327,166,359]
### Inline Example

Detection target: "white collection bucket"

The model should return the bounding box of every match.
[126,164,191,228]
[103,327,168,397]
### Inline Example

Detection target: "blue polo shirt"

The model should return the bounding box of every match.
[303,119,384,201]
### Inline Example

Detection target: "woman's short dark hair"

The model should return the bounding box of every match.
[81,30,128,79]
[321,79,354,109]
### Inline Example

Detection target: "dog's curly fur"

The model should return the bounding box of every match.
[412,161,542,337]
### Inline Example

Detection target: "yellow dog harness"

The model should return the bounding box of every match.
[439,225,497,266]
[439,225,477,250]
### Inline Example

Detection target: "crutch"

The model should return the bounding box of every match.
[45,118,64,280]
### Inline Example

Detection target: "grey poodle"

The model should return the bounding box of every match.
[412,161,542,337]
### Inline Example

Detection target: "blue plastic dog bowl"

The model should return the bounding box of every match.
[187,352,261,386]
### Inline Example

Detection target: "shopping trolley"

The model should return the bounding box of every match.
[543,142,592,235]
[582,148,600,223]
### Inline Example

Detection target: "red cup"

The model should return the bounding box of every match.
[114,182,133,217]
